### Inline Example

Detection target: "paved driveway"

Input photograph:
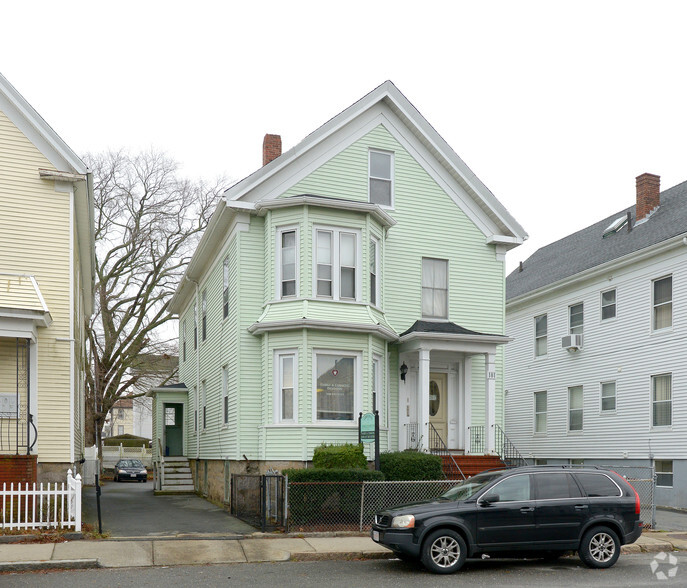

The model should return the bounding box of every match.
[82,480,256,537]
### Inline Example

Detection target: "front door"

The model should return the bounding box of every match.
[164,403,183,456]
[429,372,448,448]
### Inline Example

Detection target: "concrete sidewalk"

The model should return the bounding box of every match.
[1,531,686,572]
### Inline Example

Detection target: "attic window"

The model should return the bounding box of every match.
[602,215,628,238]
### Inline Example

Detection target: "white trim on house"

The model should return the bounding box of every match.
[248,318,398,342]
[273,349,298,424]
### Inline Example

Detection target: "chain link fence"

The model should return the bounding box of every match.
[602,465,656,529]
[287,479,461,532]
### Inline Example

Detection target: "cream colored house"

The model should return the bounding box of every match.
[0,72,94,483]
[104,398,135,438]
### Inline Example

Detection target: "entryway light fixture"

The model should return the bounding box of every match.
[400,362,408,382]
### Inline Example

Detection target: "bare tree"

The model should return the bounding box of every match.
[83,149,225,448]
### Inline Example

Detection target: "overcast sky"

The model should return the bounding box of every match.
[3,1,686,274]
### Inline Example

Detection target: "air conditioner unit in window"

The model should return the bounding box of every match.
[562,334,583,351]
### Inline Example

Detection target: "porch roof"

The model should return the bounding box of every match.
[0,274,52,340]
[398,320,511,353]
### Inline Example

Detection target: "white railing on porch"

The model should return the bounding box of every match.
[1,469,82,532]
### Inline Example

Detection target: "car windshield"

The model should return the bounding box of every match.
[439,471,504,501]
[119,460,144,468]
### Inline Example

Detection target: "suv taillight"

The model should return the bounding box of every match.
[611,471,641,514]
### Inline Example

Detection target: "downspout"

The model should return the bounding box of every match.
[185,275,200,460]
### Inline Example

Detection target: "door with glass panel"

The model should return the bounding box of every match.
[428,372,448,448]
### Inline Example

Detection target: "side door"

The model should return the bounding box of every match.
[533,472,588,546]
[476,473,536,548]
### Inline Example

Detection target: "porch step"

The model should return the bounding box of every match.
[159,457,195,494]
[443,455,506,478]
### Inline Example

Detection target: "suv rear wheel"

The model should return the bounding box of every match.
[421,529,467,574]
[579,526,620,569]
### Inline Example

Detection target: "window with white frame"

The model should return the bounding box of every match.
[315,351,359,422]
[314,227,361,301]
[422,258,448,319]
[193,302,198,349]
[201,290,207,341]
[369,150,393,207]
[223,257,229,319]
[601,381,616,412]
[568,386,583,431]
[370,237,379,306]
[118,425,124,435]
[193,386,198,432]
[201,380,207,430]
[534,314,547,357]
[278,227,297,298]
[182,319,186,362]
[372,356,381,412]
[222,365,229,425]
[652,373,672,427]
[534,391,547,433]
[569,303,583,335]
[275,351,297,423]
[601,289,616,320]
[653,276,672,330]
[655,460,673,487]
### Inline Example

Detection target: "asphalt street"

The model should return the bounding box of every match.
[81,480,255,537]
[2,553,684,587]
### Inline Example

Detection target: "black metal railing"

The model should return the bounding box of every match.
[231,473,286,531]
[469,425,529,468]
[428,423,466,480]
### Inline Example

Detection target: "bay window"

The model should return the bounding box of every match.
[314,227,361,301]
[315,351,360,422]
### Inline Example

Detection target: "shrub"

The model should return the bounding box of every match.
[379,451,443,481]
[284,467,385,524]
[312,443,367,469]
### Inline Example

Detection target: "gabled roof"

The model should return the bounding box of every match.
[226,80,526,241]
[506,179,687,302]
[0,72,95,315]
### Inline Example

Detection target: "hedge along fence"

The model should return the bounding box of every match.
[379,451,443,481]
[284,468,385,530]
[312,443,367,469]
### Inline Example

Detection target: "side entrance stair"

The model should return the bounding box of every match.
[441,454,506,478]
[157,457,195,494]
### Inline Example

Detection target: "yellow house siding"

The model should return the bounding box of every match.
[0,108,75,463]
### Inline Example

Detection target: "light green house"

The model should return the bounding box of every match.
[149,82,526,500]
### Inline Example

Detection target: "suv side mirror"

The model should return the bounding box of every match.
[482,493,500,505]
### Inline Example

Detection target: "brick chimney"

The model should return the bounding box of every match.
[263,134,282,166]
[636,173,660,221]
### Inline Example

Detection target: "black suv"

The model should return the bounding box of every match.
[371,466,642,574]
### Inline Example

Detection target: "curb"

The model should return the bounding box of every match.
[291,551,395,562]
[0,558,100,572]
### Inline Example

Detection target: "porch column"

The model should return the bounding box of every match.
[418,348,430,452]
[485,352,496,454]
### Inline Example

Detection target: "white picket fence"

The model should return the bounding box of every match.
[1,469,82,532]
[102,445,152,469]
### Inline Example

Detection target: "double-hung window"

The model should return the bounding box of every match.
[201,380,207,430]
[534,391,547,433]
[193,302,198,349]
[201,290,207,341]
[369,150,393,207]
[314,227,361,301]
[222,366,229,425]
[601,381,616,412]
[653,276,672,330]
[656,460,673,487]
[568,386,583,431]
[569,303,583,335]
[422,258,448,319]
[601,289,616,320]
[278,227,298,298]
[182,319,186,362]
[275,351,297,423]
[534,314,547,357]
[314,351,360,422]
[652,373,672,427]
[193,386,198,432]
[223,257,229,319]
[370,237,379,306]
[372,356,381,412]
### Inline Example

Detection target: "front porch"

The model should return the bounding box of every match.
[396,320,528,476]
